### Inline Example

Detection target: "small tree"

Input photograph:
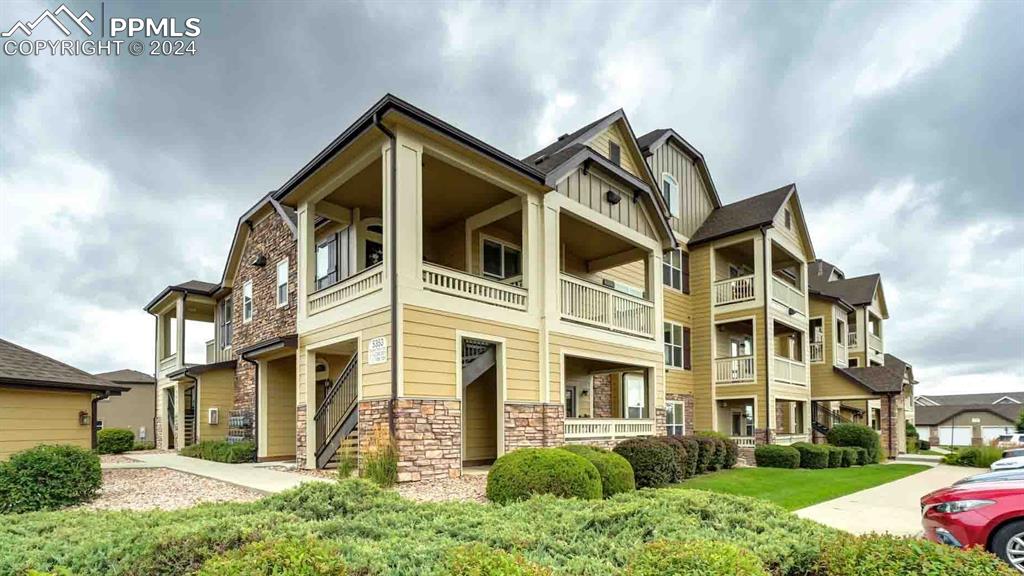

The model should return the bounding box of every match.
[1017,408,1024,433]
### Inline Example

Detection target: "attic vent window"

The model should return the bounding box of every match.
[608,141,621,166]
[784,209,792,229]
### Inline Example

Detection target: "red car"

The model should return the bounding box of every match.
[921,480,1024,572]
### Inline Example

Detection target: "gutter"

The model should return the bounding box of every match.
[374,113,399,440]
[90,390,112,449]
[152,314,158,446]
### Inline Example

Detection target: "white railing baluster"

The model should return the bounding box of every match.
[564,418,654,440]
[714,355,755,383]
[713,275,756,305]
[308,264,384,315]
[559,274,654,339]
[421,263,528,311]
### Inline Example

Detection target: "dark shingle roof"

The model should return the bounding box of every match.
[836,360,910,394]
[522,110,620,167]
[688,184,793,246]
[915,404,1021,426]
[917,392,1023,406]
[0,339,127,393]
[818,274,880,307]
[144,279,219,312]
[808,259,841,291]
[529,143,586,175]
[636,128,670,152]
[94,369,155,384]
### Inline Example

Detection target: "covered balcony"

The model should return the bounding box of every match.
[420,152,528,311]
[717,398,756,447]
[563,356,655,441]
[559,213,655,339]
[867,312,884,355]
[774,399,809,444]
[713,240,756,306]
[714,319,755,384]
[770,241,805,316]
[772,321,807,386]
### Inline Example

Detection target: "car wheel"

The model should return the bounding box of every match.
[992,519,1024,574]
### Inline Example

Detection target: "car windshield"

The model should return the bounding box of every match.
[954,470,1024,485]
[997,435,1013,441]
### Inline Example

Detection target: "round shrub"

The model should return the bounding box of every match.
[613,437,677,488]
[792,442,830,469]
[826,423,881,463]
[197,538,347,575]
[687,435,715,474]
[0,444,101,513]
[817,534,1017,576]
[677,436,700,477]
[706,436,727,471]
[486,448,601,504]
[825,446,843,468]
[839,447,858,467]
[655,437,689,482]
[560,445,635,497]
[626,540,769,576]
[754,444,800,469]
[853,446,870,466]
[445,543,551,576]
[96,428,135,454]
[699,431,740,469]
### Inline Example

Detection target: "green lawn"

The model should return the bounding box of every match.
[678,464,929,510]
[919,449,946,456]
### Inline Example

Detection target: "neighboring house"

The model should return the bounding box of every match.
[913,391,1023,446]
[0,338,127,460]
[93,369,157,443]
[144,94,917,479]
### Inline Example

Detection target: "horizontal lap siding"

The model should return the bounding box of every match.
[690,246,714,429]
[298,308,390,404]
[808,298,869,399]
[0,388,92,460]
[403,306,541,402]
[664,286,693,395]
[198,369,233,442]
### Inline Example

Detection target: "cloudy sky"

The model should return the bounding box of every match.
[1,0,1021,395]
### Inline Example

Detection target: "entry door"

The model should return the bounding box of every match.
[623,373,646,419]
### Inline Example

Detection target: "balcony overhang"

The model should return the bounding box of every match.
[167,360,237,382]
[236,334,299,360]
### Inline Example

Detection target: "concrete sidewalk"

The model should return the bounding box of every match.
[795,464,980,535]
[106,453,329,493]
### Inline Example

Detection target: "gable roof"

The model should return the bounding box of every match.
[219,191,298,290]
[915,404,1020,426]
[636,128,722,208]
[94,369,155,385]
[916,391,1024,406]
[688,183,794,246]
[523,110,620,167]
[143,279,220,313]
[835,355,913,394]
[0,339,127,393]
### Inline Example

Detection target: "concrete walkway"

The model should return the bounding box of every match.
[795,465,980,535]
[104,453,329,493]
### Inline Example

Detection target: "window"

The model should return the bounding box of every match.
[608,141,621,166]
[666,401,685,436]
[481,238,521,280]
[242,280,253,323]
[661,173,680,218]
[664,322,682,368]
[784,209,792,229]
[315,235,337,291]
[564,387,577,419]
[848,358,859,367]
[276,259,288,308]
[623,373,646,419]
[836,319,845,345]
[219,296,232,347]
[663,248,688,293]
[810,318,824,343]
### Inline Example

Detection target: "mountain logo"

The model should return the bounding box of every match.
[2,4,94,38]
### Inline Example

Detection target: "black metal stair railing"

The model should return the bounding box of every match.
[314,353,359,459]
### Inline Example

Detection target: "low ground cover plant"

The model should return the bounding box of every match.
[817,533,1016,576]
[132,441,156,451]
[0,444,101,513]
[487,447,602,504]
[826,423,881,463]
[179,440,255,463]
[560,445,635,498]
[1,479,1007,576]
[196,538,348,575]
[943,445,1003,468]
[625,540,768,576]
[754,444,800,468]
[95,428,135,454]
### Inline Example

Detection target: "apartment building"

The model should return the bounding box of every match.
[146,94,914,479]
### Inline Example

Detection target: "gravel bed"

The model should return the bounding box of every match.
[99,454,140,464]
[266,465,338,480]
[394,475,488,503]
[75,468,264,511]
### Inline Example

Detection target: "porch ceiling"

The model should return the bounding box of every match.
[423,154,516,231]
[559,212,636,262]
[323,158,383,218]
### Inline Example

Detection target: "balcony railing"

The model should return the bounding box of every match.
[836,342,848,367]
[423,263,528,311]
[771,275,805,314]
[158,354,178,376]
[565,418,654,440]
[810,342,823,363]
[560,274,654,338]
[713,275,755,306]
[714,355,755,384]
[775,433,809,445]
[847,331,858,347]
[773,356,806,385]
[730,436,756,447]
[309,264,384,315]
[868,333,883,352]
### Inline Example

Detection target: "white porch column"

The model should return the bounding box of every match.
[175,296,186,369]
[297,201,316,323]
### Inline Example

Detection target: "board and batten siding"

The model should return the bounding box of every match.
[0,388,92,460]
[403,305,541,402]
[646,141,714,238]
[555,167,656,240]
[197,368,233,443]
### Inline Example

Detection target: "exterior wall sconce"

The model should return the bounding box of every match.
[250,254,267,267]
[78,411,89,426]
[605,190,621,205]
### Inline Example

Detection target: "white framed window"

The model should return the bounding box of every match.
[664,322,683,368]
[481,236,521,280]
[609,141,621,165]
[784,208,792,229]
[663,248,681,291]
[219,296,232,347]
[242,280,253,323]
[666,401,686,436]
[623,372,646,419]
[662,173,680,218]
[276,259,289,308]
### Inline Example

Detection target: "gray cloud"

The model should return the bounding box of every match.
[1,0,1021,394]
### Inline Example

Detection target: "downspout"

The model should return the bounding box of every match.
[90,391,111,449]
[374,113,398,440]
[240,352,260,458]
[152,313,158,446]
[761,227,771,444]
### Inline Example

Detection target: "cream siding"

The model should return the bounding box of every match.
[587,123,644,178]
[555,167,656,240]
[647,141,715,237]
[265,356,297,458]
[197,369,233,443]
[0,388,93,460]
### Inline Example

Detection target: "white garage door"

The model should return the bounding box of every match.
[983,426,1015,443]
[939,426,972,446]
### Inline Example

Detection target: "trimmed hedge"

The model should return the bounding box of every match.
[918,439,931,451]
[560,445,635,498]
[96,428,135,454]
[0,444,101,513]
[707,436,727,471]
[943,446,1003,468]
[196,538,347,575]
[792,442,830,469]
[179,440,255,463]
[613,437,677,488]
[486,448,602,504]
[626,540,768,576]
[655,437,689,482]
[677,436,700,478]
[825,445,843,468]
[698,431,739,469]
[826,424,881,464]
[446,544,551,576]
[818,534,1017,576]
[754,445,800,468]
[838,447,858,467]
[852,446,870,466]
[688,435,716,474]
